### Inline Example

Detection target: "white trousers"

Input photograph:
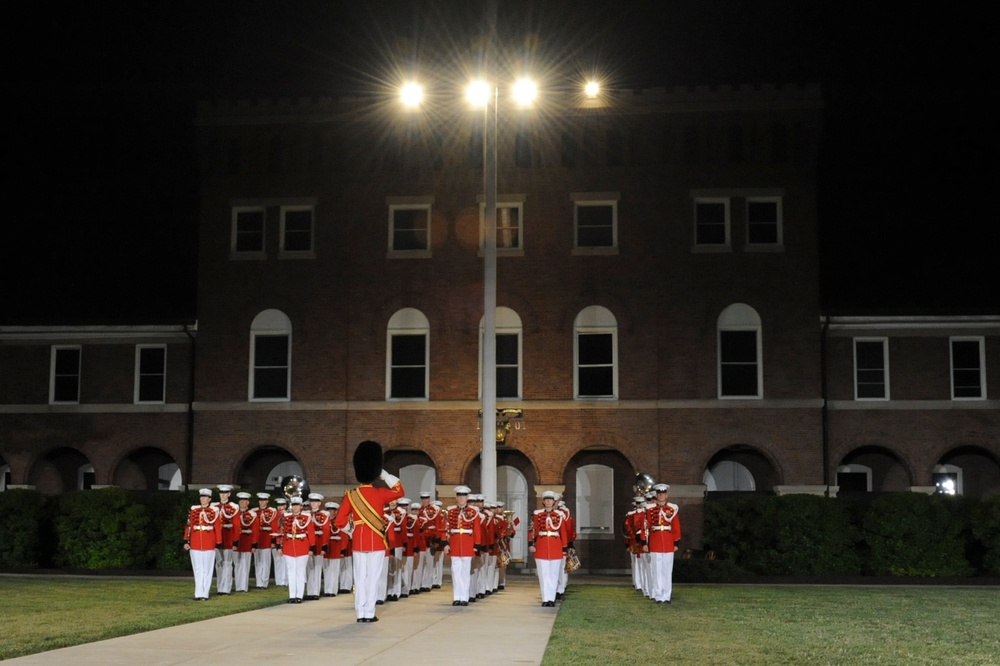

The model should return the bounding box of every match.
[190,549,215,599]
[535,558,561,603]
[233,551,252,592]
[451,556,472,602]
[254,547,272,588]
[285,554,308,600]
[402,556,414,594]
[557,556,568,593]
[306,553,324,596]
[322,558,341,595]
[354,550,386,619]
[215,547,234,593]
[434,551,444,586]
[419,549,433,589]
[339,556,353,591]
[378,553,389,601]
[649,551,675,602]
[272,547,287,585]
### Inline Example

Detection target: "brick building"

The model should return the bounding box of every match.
[2,83,997,570]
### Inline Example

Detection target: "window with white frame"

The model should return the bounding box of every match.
[717,303,762,398]
[250,309,292,401]
[479,307,523,399]
[387,308,429,400]
[854,338,889,400]
[746,196,783,246]
[280,205,314,253]
[574,306,618,399]
[950,337,985,399]
[694,197,730,247]
[388,197,433,254]
[576,464,614,538]
[50,345,81,404]
[572,193,618,251]
[232,206,266,255]
[135,345,166,404]
[479,197,524,253]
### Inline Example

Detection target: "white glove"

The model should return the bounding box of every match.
[380,469,400,487]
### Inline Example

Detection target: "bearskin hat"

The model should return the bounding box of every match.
[353,439,384,484]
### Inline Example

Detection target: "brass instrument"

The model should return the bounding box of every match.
[564,552,581,573]
[497,509,516,567]
[633,472,656,497]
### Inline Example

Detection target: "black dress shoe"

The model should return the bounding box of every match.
[376,599,384,605]
[460,600,468,606]
[452,600,461,606]
[432,584,441,589]
[340,588,352,594]
[357,618,365,623]
[369,616,379,622]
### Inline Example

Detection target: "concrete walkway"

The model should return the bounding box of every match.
[5,576,558,666]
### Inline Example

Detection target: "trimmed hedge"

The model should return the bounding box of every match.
[704,492,999,578]
[0,489,47,568]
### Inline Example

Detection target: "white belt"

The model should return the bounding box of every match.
[539,531,559,537]
[223,523,233,528]
[451,529,472,534]
[261,527,272,531]
[288,534,306,539]
[651,526,672,531]
[331,536,341,541]
[241,529,253,534]
[193,526,213,531]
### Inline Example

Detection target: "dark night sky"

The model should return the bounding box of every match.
[6,1,997,325]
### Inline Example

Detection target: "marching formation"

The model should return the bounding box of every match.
[623,483,682,604]
[182,441,529,622]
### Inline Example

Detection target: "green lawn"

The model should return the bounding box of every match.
[2,576,998,664]
[0,576,287,660]
[544,584,1000,666]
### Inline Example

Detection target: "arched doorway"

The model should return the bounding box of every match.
[562,448,635,571]
[237,446,302,494]
[935,446,1000,498]
[29,448,93,493]
[704,445,779,495]
[497,465,528,562]
[113,447,182,491]
[837,446,911,495]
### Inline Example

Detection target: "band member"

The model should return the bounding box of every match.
[432,500,446,588]
[555,498,577,600]
[624,496,647,593]
[322,501,345,597]
[279,496,314,603]
[495,500,516,591]
[183,488,222,600]
[305,493,330,600]
[643,483,682,603]
[233,492,258,592]
[272,497,288,586]
[529,490,569,607]
[333,440,405,623]
[254,492,277,589]
[442,486,481,606]
[339,532,354,594]
[403,500,422,597]
[385,498,407,601]
[416,491,439,592]
[213,484,239,595]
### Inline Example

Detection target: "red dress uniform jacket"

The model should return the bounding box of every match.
[404,514,422,556]
[215,501,240,548]
[444,505,482,557]
[256,506,280,548]
[280,512,316,557]
[529,509,568,560]
[236,509,259,552]
[645,502,682,553]
[386,508,406,551]
[184,505,223,550]
[326,523,347,559]
[310,510,332,555]
[333,480,405,552]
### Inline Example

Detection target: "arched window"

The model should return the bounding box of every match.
[387,308,429,400]
[836,464,873,494]
[0,465,10,491]
[703,460,756,491]
[576,464,614,539]
[250,310,292,401]
[717,303,762,398]
[574,306,618,399]
[480,307,523,399]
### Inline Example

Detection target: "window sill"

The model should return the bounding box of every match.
[387,250,432,259]
[478,248,525,258]
[571,246,618,256]
[230,251,267,261]
[743,244,785,253]
[279,250,317,260]
[691,245,732,253]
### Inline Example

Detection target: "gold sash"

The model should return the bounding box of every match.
[348,487,389,549]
